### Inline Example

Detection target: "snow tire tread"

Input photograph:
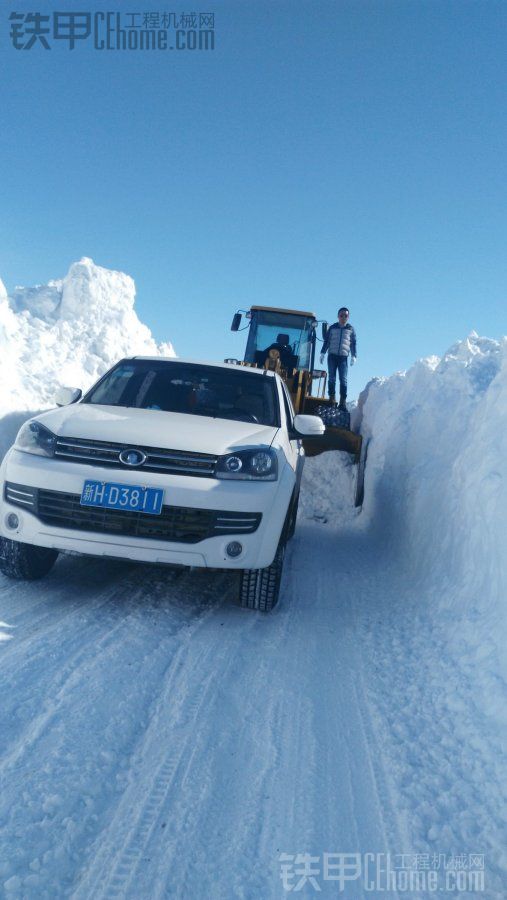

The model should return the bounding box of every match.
[0,538,58,581]
[239,541,286,613]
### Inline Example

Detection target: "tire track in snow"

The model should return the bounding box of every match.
[0,567,232,895]
[0,571,95,650]
[243,526,403,900]
[161,578,295,899]
[4,500,500,896]
[161,528,403,900]
[71,574,240,899]
[72,528,403,900]
[0,566,186,773]
[357,573,507,896]
[0,558,149,673]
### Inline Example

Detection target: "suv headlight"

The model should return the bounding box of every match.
[15,421,57,458]
[216,448,278,481]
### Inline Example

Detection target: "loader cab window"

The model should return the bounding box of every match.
[245,311,315,371]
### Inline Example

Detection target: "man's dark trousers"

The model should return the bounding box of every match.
[328,354,348,402]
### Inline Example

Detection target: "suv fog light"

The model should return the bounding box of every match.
[6,513,19,530]
[226,541,243,558]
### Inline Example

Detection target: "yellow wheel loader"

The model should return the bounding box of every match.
[229,305,366,506]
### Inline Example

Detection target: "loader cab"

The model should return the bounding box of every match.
[241,306,318,373]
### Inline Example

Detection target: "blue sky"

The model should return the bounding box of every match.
[1,0,506,398]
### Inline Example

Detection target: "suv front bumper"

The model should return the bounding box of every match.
[0,449,295,570]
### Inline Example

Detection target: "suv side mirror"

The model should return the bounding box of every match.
[55,386,82,407]
[291,414,325,437]
[321,322,328,341]
[231,312,242,331]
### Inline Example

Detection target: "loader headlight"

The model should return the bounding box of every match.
[15,421,57,458]
[216,448,278,481]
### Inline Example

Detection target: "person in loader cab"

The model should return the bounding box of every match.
[262,333,294,370]
[320,307,357,410]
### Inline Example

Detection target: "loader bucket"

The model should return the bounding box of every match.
[303,428,365,507]
[302,428,362,461]
[300,394,366,506]
[301,395,361,460]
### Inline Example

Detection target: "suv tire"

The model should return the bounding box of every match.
[238,539,286,613]
[0,538,59,581]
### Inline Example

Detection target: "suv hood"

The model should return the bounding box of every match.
[31,404,279,456]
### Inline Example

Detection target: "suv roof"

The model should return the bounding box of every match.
[130,356,277,377]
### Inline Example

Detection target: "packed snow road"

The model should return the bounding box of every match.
[1,503,504,898]
[0,525,392,899]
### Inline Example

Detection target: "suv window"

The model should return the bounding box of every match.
[83,360,281,427]
[280,383,295,429]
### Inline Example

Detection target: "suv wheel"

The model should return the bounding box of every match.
[0,538,59,581]
[238,539,286,613]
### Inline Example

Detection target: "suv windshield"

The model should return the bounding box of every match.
[83,360,280,427]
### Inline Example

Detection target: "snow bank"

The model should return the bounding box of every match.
[359,333,506,606]
[281,329,506,884]
[299,334,506,886]
[304,332,506,689]
[0,258,174,420]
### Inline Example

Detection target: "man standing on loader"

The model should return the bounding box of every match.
[320,307,357,410]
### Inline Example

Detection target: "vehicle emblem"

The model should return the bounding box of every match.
[119,448,147,467]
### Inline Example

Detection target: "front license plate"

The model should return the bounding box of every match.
[80,481,164,515]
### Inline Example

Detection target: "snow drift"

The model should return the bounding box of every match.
[358,333,506,617]
[299,333,506,889]
[304,331,507,699]
[0,257,174,419]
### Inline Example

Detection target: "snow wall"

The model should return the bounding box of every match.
[303,332,507,695]
[0,257,174,450]
[359,334,506,608]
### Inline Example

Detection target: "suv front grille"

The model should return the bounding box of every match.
[5,483,261,545]
[54,436,218,477]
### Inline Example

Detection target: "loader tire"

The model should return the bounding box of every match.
[0,538,58,581]
[238,539,286,613]
[354,438,369,508]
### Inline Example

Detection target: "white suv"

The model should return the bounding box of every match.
[0,357,324,611]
